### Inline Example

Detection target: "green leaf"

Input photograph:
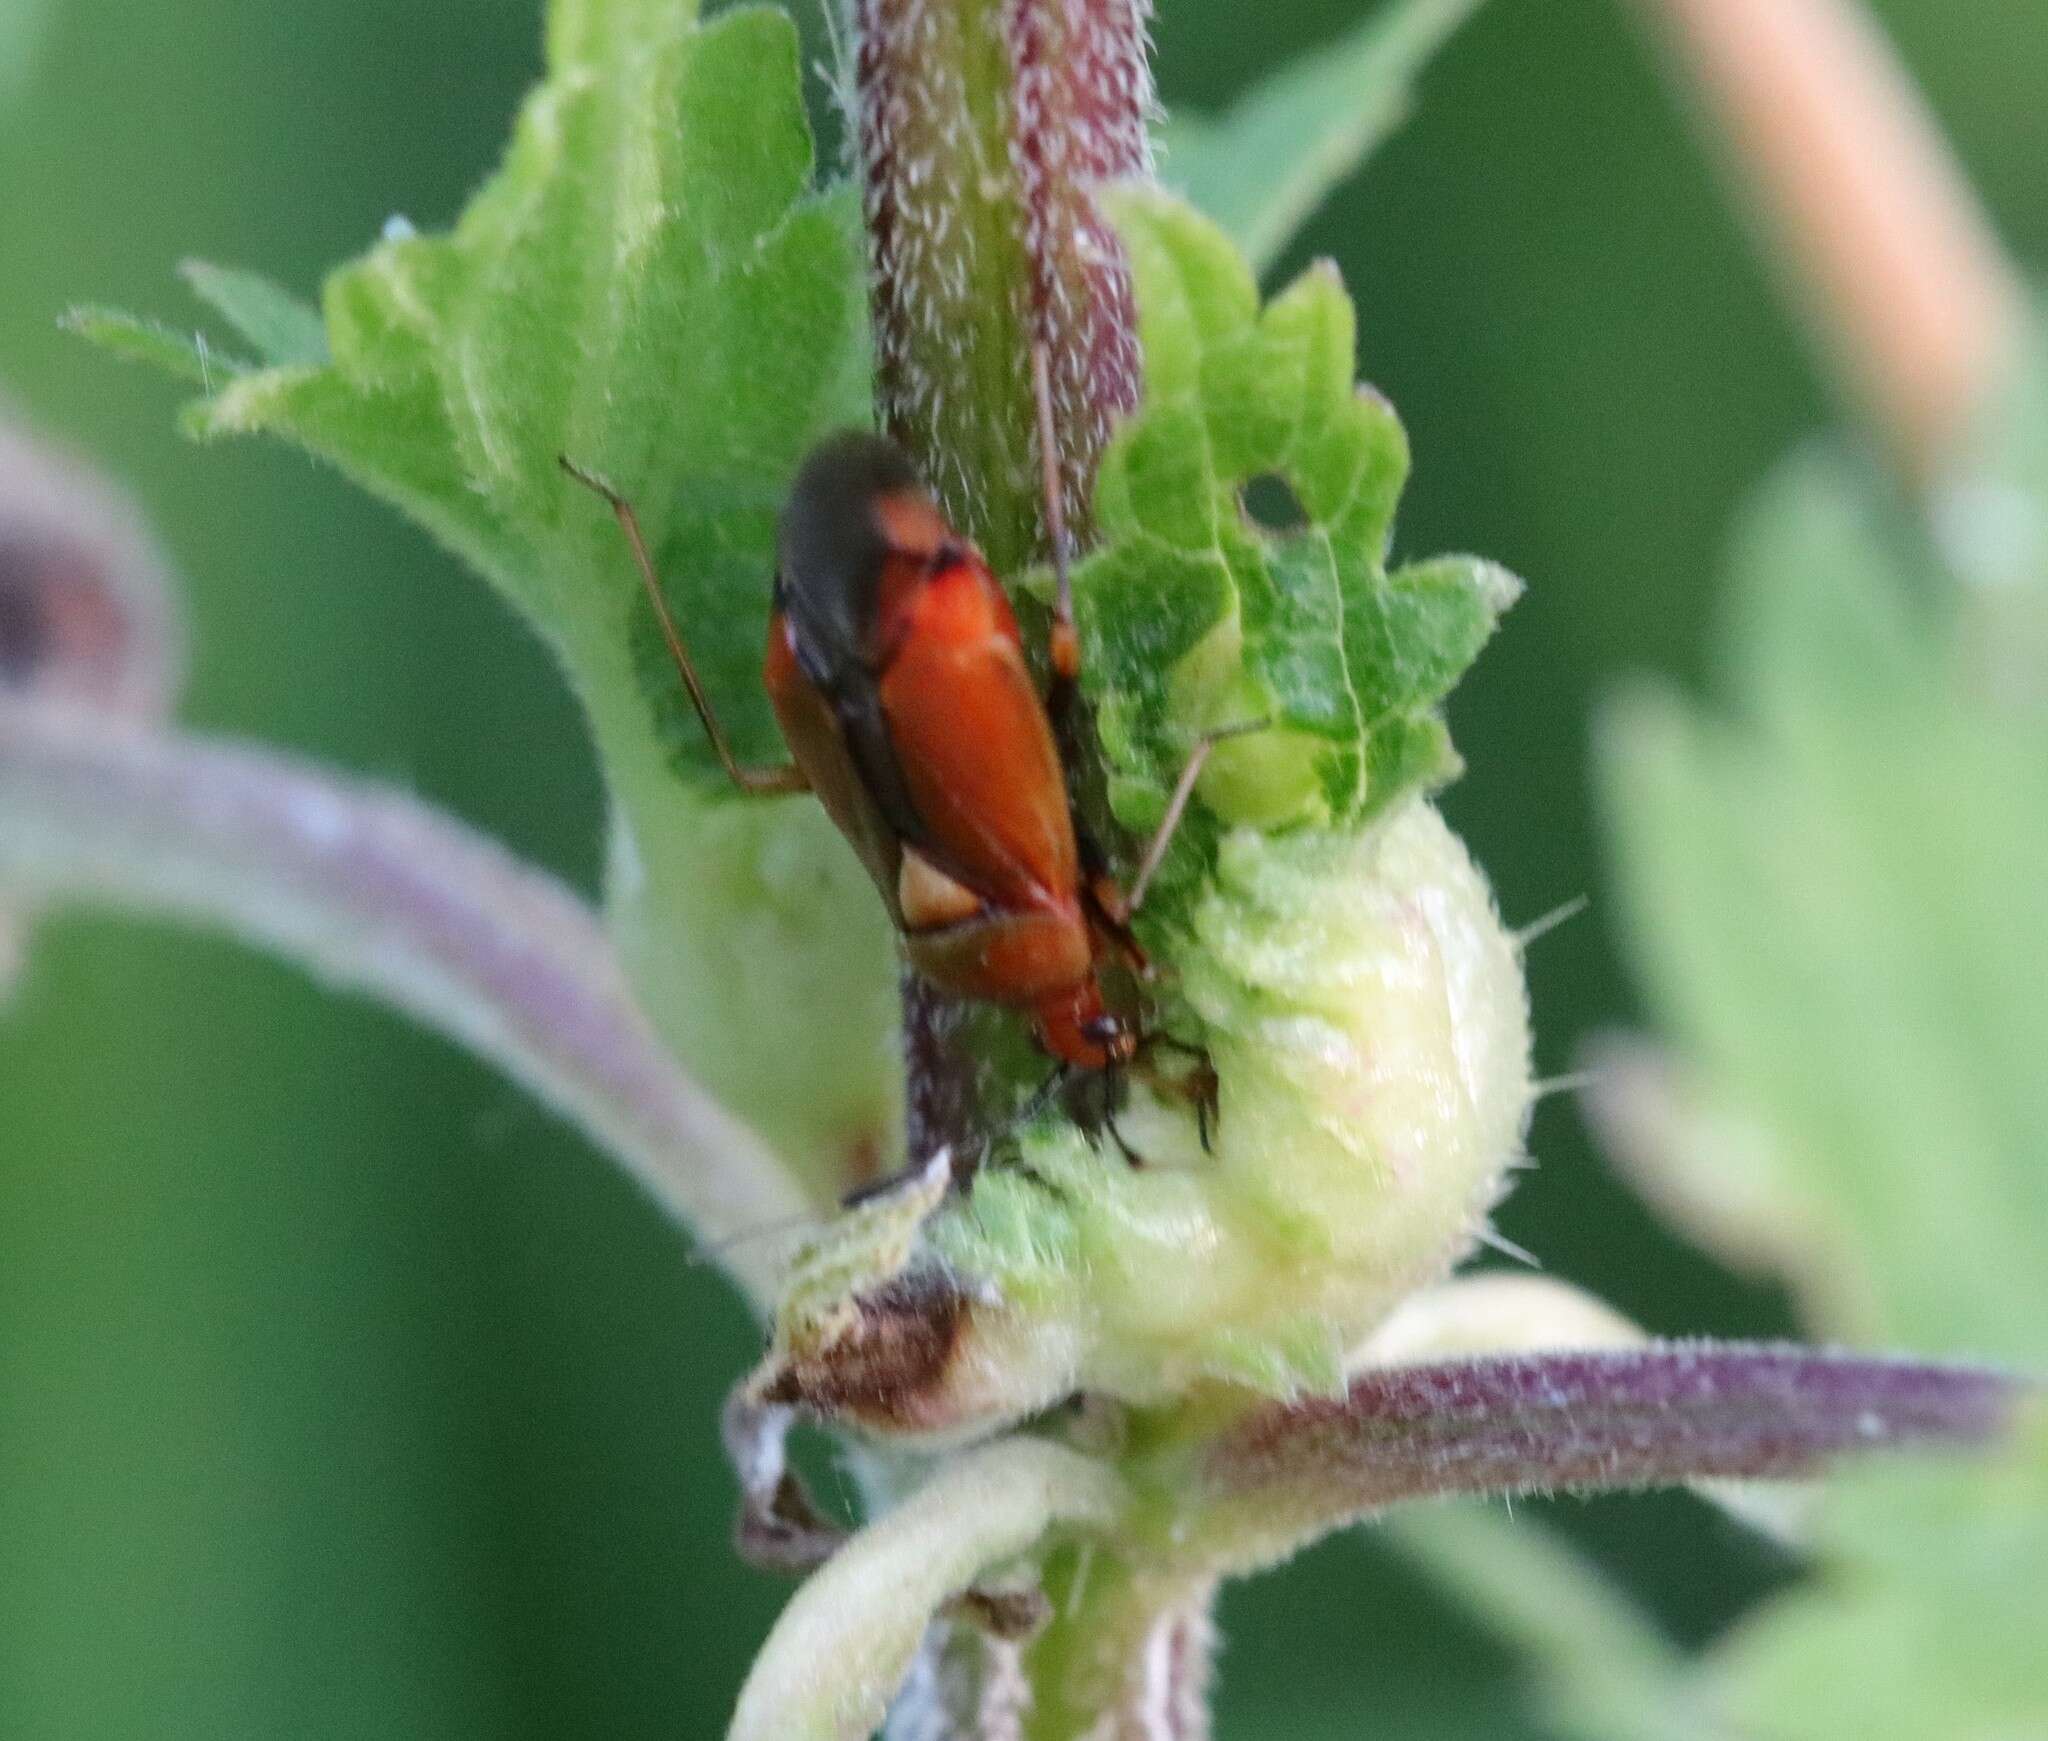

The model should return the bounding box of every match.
[1073,189,1516,915]
[1598,445,2048,1364]
[62,306,253,389]
[1936,302,2048,698]
[178,259,330,367]
[1395,1429,2048,1741]
[1574,315,2048,1741]
[71,0,891,1211]
[1399,323,2048,1741]
[1710,1412,2048,1741]
[1157,0,1482,276]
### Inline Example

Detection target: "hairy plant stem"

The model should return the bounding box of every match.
[854,0,1149,1165]
[0,697,808,1304]
[1020,1549,1218,1741]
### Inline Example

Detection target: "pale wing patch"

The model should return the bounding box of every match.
[898,845,984,931]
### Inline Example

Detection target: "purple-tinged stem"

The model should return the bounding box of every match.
[1005,0,1150,543]
[0,410,184,994]
[847,12,1163,1732]
[855,0,1147,566]
[0,411,181,718]
[1191,1343,2024,1572]
[0,699,807,1303]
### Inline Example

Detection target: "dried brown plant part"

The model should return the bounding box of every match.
[722,1389,849,1577]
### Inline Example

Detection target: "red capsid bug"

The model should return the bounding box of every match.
[558,353,1237,1085]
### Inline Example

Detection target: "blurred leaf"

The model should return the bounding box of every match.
[1412,408,2048,1740]
[59,307,252,389]
[1936,305,2048,703]
[72,0,894,1210]
[178,260,329,368]
[1157,0,1482,276]
[1598,443,2048,1363]
[1710,1411,2048,1741]
[1073,188,1516,919]
[1574,316,2048,1741]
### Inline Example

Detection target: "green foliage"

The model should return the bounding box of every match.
[178,259,330,368]
[73,5,1517,1200]
[1072,188,1516,921]
[1942,309,2048,693]
[1709,1412,2048,1741]
[60,305,253,388]
[1600,443,2048,1362]
[753,199,1530,1437]
[71,0,896,1206]
[1421,329,2048,1741]
[67,0,1524,1209]
[190,1,871,688]
[1395,1417,2048,1741]
[18,0,2048,1734]
[1595,351,2048,1732]
[1158,0,1483,277]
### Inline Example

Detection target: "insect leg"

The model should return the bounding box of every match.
[1134,1033,1220,1155]
[1100,1079,1146,1170]
[559,456,808,798]
[1109,717,1273,923]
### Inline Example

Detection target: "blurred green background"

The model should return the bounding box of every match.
[2,1,2042,1736]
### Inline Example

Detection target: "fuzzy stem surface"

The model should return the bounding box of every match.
[1021,1548,1217,1741]
[0,698,806,1302]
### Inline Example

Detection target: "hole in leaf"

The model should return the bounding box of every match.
[1240,473,1309,534]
